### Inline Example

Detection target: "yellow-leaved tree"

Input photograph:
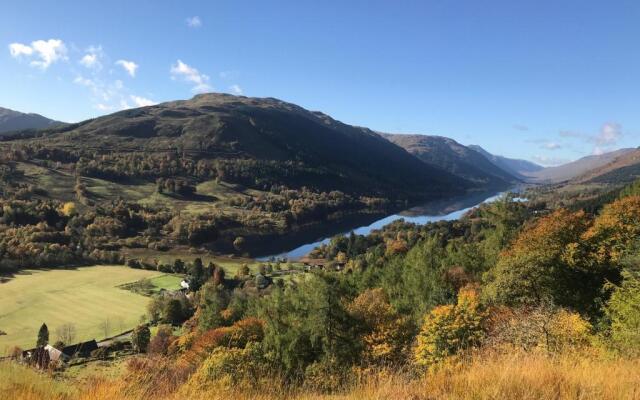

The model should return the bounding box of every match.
[582,195,640,265]
[347,288,414,366]
[414,285,485,368]
[60,202,76,217]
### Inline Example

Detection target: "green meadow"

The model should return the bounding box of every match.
[0,266,180,354]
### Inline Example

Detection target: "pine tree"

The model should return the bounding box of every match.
[37,323,49,347]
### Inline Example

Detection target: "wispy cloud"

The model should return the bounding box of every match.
[543,142,561,150]
[9,39,68,69]
[532,155,571,167]
[513,124,529,131]
[116,59,138,77]
[186,16,202,28]
[79,46,103,70]
[229,84,243,95]
[130,95,156,107]
[170,59,212,93]
[559,122,623,155]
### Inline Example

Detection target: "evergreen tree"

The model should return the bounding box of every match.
[37,323,49,347]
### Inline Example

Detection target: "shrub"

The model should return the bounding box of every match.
[149,325,176,356]
[188,343,268,389]
[605,266,640,355]
[485,304,592,353]
[131,325,151,353]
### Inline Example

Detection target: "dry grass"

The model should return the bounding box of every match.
[3,351,640,400]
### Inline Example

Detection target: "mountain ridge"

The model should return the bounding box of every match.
[381,133,520,189]
[467,145,543,180]
[0,106,62,134]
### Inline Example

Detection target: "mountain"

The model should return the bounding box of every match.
[4,93,469,200]
[381,134,519,189]
[524,148,636,183]
[468,145,543,180]
[571,148,640,185]
[0,106,61,134]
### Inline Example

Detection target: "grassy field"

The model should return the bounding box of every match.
[0,266,179,354]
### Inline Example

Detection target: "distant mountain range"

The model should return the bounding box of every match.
[381,134,519,189]
[467,145,544,180]
[572,148,640,185]
[0,106,62,134]
[520,148,636,184]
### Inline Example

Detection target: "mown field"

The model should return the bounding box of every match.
[0,266,180,353]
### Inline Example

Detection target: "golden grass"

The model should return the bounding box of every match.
[3,351,640,400]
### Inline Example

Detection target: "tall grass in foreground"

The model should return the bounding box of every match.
[3,351,640,400]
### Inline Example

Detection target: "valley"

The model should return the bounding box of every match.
[1,95,639,400]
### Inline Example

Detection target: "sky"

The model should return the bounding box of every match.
[1,0,639,166]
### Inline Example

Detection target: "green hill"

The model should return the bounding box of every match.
[6,93,468,199]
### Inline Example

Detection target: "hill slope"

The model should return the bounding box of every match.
[468,145,543,180]
[524,148,636,183]
[382,134,519,189]
[572,148,640,185]
[0,106,61,134]
[8,93,468,199]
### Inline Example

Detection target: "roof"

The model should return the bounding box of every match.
[44,344,65,362]
[62,339,98,357]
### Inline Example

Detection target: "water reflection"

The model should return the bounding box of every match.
[257,189,513,261]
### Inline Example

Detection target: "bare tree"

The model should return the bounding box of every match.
[100,319,111,339]
[56,323,76,344]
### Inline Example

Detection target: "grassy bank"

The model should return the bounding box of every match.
[2,351,640,400]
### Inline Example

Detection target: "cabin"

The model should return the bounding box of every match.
[300,257,326,271]
[21,339,99,365]
[62,339,98,358]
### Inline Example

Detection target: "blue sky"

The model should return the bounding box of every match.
[1,0,639,165]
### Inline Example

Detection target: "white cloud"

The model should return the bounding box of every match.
[186,16,202,28]
[79,46,103,70]
[130,95,156,107]
[9,43,33,57]
[229,84,243,95]
[170,59,212,93]
[559,122,623,156]
[595,122,622,146]
[80,53,98,68]
[8,39,67,69]
[116,59,138,77]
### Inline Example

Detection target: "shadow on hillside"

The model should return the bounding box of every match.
[0,265,92,283]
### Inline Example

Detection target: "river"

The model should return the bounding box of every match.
[257,189,515,261]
